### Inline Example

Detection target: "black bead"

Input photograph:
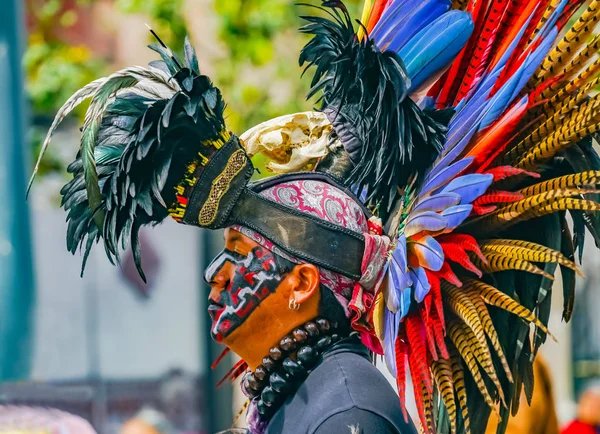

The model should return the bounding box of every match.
[304,321,320,337]
[246,373,262,390]
[282,357,307,377]
[315,335,332,351]
[316,318,331,333]
[242,377,260,398]
[254,365,267,381]
[331,334,340,342]
[262,356,276,372]
[280,336,296,351]
[269,346,283,361]
[269,371,290,394]
[292,328,308,343]
[297,345,318,366]
[261,386,279,407]
[257,399,270,416]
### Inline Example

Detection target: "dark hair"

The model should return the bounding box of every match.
[273,253,351,334]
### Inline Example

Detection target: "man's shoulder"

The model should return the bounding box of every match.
[266,346,416,434]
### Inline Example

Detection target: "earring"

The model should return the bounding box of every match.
[288,298,300,311]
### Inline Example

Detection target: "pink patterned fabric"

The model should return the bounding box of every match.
[233,179,390,352]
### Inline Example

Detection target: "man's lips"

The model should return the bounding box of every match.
[208,302,224,321]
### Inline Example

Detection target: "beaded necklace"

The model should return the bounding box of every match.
[241,317,350,430]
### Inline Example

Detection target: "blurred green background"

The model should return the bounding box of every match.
[26,0,361,180]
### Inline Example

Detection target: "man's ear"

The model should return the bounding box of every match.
[288,263,320,305]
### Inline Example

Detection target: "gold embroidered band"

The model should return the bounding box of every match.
[198,149,248,226]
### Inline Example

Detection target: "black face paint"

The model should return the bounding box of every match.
[204,246,292,342]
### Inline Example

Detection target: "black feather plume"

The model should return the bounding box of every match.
[60,37,228,280]
[299,1,448,217]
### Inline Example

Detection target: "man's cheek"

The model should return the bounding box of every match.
[212,273,282,340]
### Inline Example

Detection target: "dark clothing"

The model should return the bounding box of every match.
[266,337,417,434]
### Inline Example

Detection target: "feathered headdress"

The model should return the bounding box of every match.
[31,1,600,434]
[30,36,233,280]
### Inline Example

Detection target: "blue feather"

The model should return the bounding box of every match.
[531,0,567,44]
[441,174,494,204]
[371,0,412,39]
[511,28,557,101]
[389,260,410,312]
[413,192,461,213]
[386,0,452,53]
[409,236,444,271]
[400,287,412,320]
[384,307,400,375]
[422,156,474,194]
[491,9,536,75]
[442,69,501,155]
[372,0,422,46]
[404,211,447,237]
[442,204,473,230]
[386,266,400,312]
[373,0,450,52]
[410,266,431,303]
[399,10,474,90]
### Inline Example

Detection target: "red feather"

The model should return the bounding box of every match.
[211,347,231,370]
[216,359,248,388]
[406,313,434,395]
[440,243,483,277]
[366,0,389,33]
[483,165,540,181]
[395,336,409,422]
[435,261,463,287]
[430,307,449,359]
[456,0,509,99]
[473,190,524,205]
[466,96,528,170]
[425,271,445,325]
[492,0,529,54]
[436,46,469,107]
[490,0,542,70]
[489,0,543,92]
[472,204,498,215]
[530,74,564,102]
[420,303,439,361]
[437,233,487,263]
[454,0,492,103]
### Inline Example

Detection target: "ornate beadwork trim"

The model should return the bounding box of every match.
[168,131,231,222]
[198,149,248,226]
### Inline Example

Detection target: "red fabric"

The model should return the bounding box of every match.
[562,421,599,434]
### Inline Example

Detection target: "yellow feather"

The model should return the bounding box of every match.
[357,0,373,41]
[442,284,489,353]
[465,290,513,382]
[518,172,600,196]
[373,291,385,342]
[531,0,564,42]
[535,0,600,82]
[450,354,471,434]
[433,359,458,434]
[448,321,499,415]
[463,279,555,339]
[539,56,600,103]
[468,188,593,232]
[533,197,600,218]
[561,33,600,82]
[458,320,506,406]
[474,253,554,279]
[480,240,583,277]
[516,97,600,169]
